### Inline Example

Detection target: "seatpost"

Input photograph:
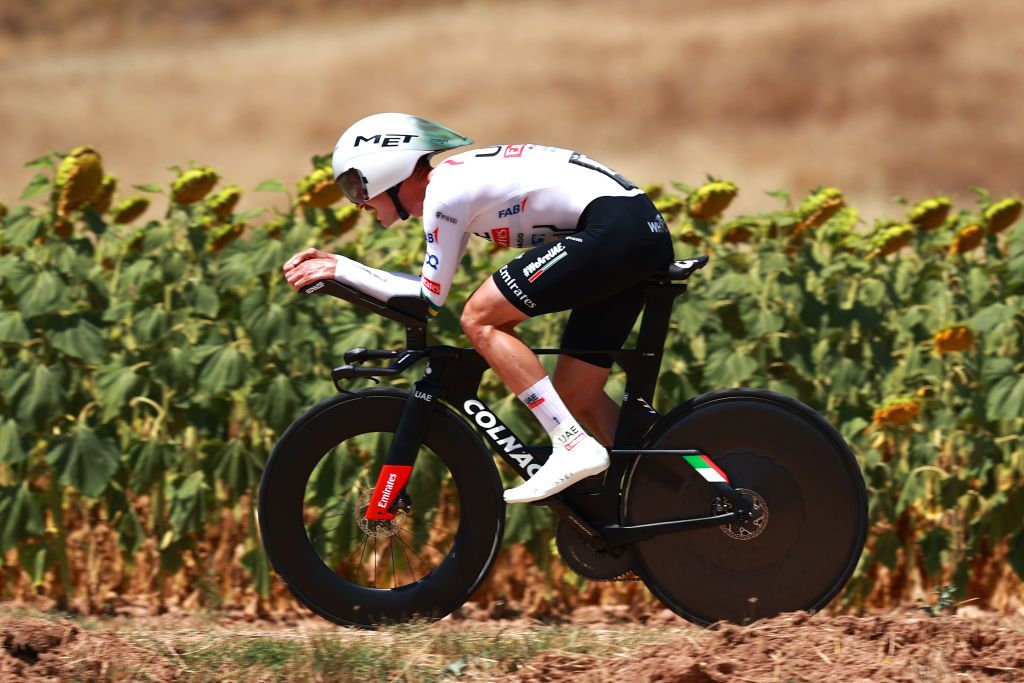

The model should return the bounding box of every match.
[615,281,688,446]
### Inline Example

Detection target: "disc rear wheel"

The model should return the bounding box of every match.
[624,388,867,625]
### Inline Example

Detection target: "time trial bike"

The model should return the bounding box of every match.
[257,255,868,628]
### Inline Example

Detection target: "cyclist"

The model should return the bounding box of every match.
[283,113,674,504]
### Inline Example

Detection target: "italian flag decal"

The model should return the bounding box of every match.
[683,454,730,483]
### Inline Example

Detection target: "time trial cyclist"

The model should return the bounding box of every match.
[283,113,674,504]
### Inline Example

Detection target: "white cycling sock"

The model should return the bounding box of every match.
[517,376,588,451]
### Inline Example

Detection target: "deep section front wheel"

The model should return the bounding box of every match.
[624,388,867,625]
[258,388,504,627]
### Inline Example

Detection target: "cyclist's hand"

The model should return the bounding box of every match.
[283,247,334,274]
[284,248,337,290]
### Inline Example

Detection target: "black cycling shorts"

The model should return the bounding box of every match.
[491,193,674,368]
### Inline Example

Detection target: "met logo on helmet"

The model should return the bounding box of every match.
[354,133,419,147]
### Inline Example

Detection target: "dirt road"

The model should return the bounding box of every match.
[2,606,1022,681]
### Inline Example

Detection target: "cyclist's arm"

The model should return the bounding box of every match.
[419,200,470,317]
[332,254,421,301]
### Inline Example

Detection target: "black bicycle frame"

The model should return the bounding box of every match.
[305,264,752,550]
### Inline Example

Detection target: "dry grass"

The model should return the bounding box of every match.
[1,0,1022,218]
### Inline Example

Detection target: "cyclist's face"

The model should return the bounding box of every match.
[356,173,427,228]
[359,193,399,227]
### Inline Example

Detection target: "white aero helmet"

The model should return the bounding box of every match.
[332,113,472,217]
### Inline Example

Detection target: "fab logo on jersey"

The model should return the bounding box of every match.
[426,227,439,243]
[497,197,528,219]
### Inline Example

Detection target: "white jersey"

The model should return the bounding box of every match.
[420,145,641,314]
[333,144,641,314]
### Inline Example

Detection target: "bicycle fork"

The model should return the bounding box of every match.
[363,379,440,521]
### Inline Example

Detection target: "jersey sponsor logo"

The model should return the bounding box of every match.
[464,399,541,476]
[524,393,545,410]
[491,227,510,246]
[426,226,439,243]
[513,231,548,248]
[435,211,457,224]
[424,254,440,270]
[354,133,418,147]
[498,197,528,219]
[414,390,433,402]
[497,265,536,309]
[566,235,583,242]
[522,242,568,281]
[504,144,526,158]
[647,215,668,233]
[422,276,441,295]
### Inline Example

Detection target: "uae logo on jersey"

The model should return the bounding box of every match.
[490,228,510,246]
[523,242,568,282]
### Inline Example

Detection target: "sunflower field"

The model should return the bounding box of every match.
[0,148,1021,616]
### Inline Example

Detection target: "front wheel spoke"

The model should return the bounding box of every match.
[397,525,451,558]
[355,537,369,583]
[395,533,420,584]
[390,538,397,589]
[316,509,354,525]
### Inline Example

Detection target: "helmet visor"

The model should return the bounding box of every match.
[336,168,369,204]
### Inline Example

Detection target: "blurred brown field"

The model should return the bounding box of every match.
[2,0,1022,218]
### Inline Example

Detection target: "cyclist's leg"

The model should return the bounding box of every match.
[554,279,650,446]
[461,278,544,395]
[463,278,610,504]
[471,194,672,502]
[552,356,617,446]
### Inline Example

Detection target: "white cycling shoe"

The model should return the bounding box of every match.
[503,436,610,504]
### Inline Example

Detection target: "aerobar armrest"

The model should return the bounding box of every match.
[302,279,427,326]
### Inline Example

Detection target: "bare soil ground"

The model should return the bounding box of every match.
[2,604,1022,681]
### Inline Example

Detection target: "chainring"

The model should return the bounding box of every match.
[555,517,637,581]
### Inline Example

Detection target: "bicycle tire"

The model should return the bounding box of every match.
[623,388,867,625]
[258,388,504,627]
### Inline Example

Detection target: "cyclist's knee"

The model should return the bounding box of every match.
[461,292,520,341]
[459,303,486,339]
[460,305,505,346]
